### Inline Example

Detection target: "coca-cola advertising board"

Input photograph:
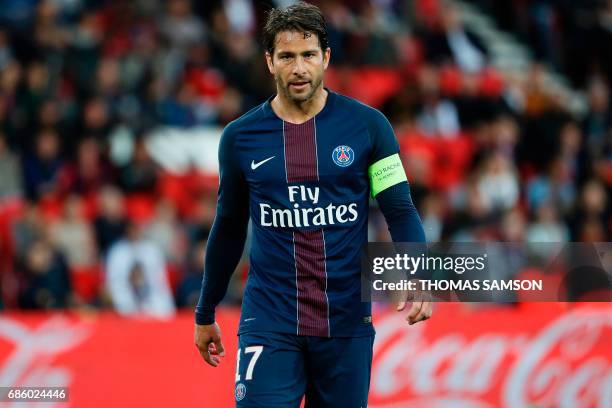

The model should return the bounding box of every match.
[0,303,609,407]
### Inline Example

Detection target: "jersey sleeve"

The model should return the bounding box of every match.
[365,108,426,244]
[366,109,408,198]
[376,183,426,243]
[215,125,249,218]
[195,125,249,325]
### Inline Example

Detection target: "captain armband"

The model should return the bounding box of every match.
[368,153,407,197]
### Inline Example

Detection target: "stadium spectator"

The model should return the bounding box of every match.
[476,152,520,211]
[583,78,612,158]
[416,65,461,137]
[11,203,45,259]
[0,29,12,69]
[420,1,488,72]
[68,11,104,94]
[33,0,70,59]
[488,115,520,158]
[157,80,213,127]
[63,137,115,195]
[526,204,570,244]
[18,61,52,127]
[454,71,508,129]
[105,221,175,318]
[118,137,159,193]
[185,195,216,243]
[17,238,72,309]
[557,121,582,178]
[144,199,186,263]
[78,98,113,144]
[0,131,22,200]
[420,193,445,242]
[568,179,609,241]
[0,61,21,148]
[94,185,127,255]
[176,239,206,308]
[444,180,500,241]
[22,128,64,201]
[50,194,97,269]
[527,157,577,214]
[159,0,206,51]
[500,207,526,242]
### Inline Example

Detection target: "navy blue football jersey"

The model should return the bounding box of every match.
[216,89,401,337]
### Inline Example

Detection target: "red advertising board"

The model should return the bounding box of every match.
[0,303,610,407]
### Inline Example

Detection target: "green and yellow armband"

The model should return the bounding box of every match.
[368,153,407,197]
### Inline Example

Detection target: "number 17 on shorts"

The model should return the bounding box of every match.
[235,345,263,402]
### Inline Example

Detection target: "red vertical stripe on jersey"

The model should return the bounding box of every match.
[283,119,329,337]
[284,120,318,183]
[293,230,328,337]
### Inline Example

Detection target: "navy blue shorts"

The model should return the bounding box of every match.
[234,331,375,407]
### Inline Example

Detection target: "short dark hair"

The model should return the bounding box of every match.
[262,1,329,55]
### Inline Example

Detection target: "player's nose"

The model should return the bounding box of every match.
[292,56,307,75]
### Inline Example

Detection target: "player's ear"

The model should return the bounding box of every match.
[265,51,275,75]
[323,47,331,70]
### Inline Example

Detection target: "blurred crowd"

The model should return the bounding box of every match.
[0,0,610,315]
[465,0,612,88]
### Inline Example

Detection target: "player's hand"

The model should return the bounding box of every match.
[396,281,433,325]
[194,322,225,367]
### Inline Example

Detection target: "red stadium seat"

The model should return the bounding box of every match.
[415,0,442,28]
[71,264,103,303]
[158,170,219,219]
[434,134,475,189]
[158,173,189,208]
[124,194,156,224]
[439,65,463,96]
[81,192,100,221]
[38,194,64,221]
[186,67,226,101]
[400,133,437,186]
[325,67,404,108]
[0,197,25,225]
[400,133,474,191]
[479,68,505,98]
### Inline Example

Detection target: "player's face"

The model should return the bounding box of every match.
[266,31,330,103]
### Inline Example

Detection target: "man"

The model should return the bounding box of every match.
[195,2,431,406]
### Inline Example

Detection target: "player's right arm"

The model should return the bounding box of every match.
[194,125,249,367]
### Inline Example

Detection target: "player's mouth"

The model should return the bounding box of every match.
[289,81,310,90]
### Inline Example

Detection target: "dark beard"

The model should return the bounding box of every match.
[277,74,323,104]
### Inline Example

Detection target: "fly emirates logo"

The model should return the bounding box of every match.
[260,186,358,228]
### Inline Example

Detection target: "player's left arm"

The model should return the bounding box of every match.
[367,109,432,325]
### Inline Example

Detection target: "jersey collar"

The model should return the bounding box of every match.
[263,87,337,123]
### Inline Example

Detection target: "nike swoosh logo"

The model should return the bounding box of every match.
[251,156,275,170]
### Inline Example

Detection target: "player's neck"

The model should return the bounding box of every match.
[271,86,328,125]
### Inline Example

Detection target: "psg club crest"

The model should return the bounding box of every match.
[332,145,355,167]
[235,383,246,401]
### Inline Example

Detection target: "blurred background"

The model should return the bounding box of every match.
[0,0,610,407]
